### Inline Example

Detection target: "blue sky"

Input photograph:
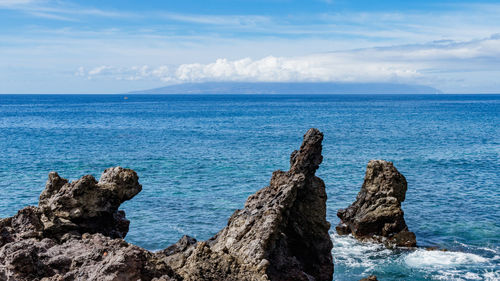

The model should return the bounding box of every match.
[1,0,499,93]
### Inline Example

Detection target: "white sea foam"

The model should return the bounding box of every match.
[477,246,498,254]
[405,249,488,268]
[433,269,500,281]
[483,271,500,281]
[330,233,392,273]
[464,272,484,280]
[331,232,499,280]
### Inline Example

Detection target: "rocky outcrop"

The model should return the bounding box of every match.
[0,167,177,281]
[0,128,334,281]
[39,167,142,239]
[158,128,333,280]
[0,232,178,281]
[336,160,416,247]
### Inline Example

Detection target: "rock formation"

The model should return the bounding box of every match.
[157,128,333,280]
[0,167,177,281]
[336,160,416,247]
[0,128,334,281]
[39,167,142,239]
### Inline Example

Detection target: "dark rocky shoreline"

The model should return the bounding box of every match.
[0,129,415,281]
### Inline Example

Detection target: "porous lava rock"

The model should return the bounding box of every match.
[336,160,416,247]
[39,167,142,239]
[0,167,178,281]
[159,128,333,281]
[0,129,334,281]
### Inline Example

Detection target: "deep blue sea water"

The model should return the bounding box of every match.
[0,94,498,280]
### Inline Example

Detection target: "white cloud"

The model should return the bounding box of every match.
[76,35,499,90]
[0,0,35,6]
[0,0,131,20]
[88,65,112,76]
[80,65,172,81]
[2,1,500,93]
[173,55,419,83]
[77,55,414,84]
[75,66,85,77]
[162,13,270,26]
[28,11,77,21]
[2,1,498,43]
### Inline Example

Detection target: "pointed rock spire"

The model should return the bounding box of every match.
[162,128,333,281]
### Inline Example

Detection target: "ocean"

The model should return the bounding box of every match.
[0,94,498,280]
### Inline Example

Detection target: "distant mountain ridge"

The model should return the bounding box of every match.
[128,82,442,95]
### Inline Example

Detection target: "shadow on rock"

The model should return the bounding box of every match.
[0,129,334,281]
[336,160,416,248]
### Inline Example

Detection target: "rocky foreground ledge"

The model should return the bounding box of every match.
[0,128,333,281]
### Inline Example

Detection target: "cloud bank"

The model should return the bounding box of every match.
[76,35,500,91]
[2,1,500,93]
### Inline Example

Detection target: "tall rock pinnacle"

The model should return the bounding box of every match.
[162,128,334,280]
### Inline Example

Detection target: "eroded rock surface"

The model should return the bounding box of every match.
[0,167,177,281]
[159,128,333,281]
[0,129,334,281]
[336,160,416,247]
[39,167,142,239]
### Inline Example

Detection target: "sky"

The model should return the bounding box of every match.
[0,0,499,94]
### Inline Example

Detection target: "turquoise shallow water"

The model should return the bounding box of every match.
[0,94,498,280]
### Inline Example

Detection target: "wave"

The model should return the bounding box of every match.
[330,233,500,281]
[405,249,488,268]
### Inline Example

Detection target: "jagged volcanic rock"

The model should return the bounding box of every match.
[336,160,416,247]
[0,167,177,281]
[0,129,334,281]
[39,167,142,239]
[0,233,178,281]
[160,128,334,281]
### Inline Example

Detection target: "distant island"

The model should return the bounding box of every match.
[128,82,442,95]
